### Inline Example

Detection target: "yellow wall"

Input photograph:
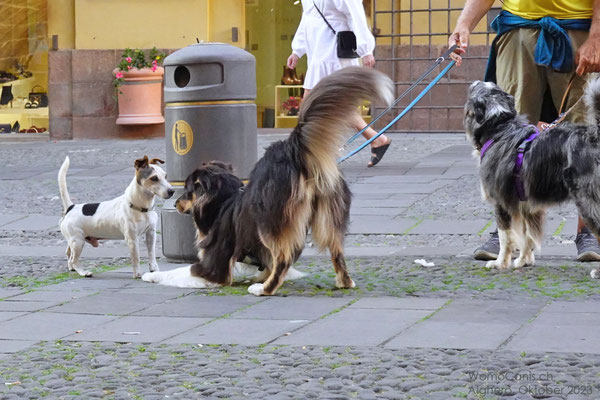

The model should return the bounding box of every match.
[208,0,246,48]
[48,0,74,49]
[73,0,210,49]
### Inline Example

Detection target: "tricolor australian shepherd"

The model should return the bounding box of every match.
[465,78,600,279]
[143,67,394,295]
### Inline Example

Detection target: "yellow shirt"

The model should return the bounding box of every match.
[502,0,593,20]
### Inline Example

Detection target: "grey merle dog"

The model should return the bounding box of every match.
[464,78,600,279]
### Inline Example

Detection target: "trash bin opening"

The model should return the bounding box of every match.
[174,66,191,88]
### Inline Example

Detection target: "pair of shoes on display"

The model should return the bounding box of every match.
[19,126,46,133]
[0,85,13,107]
[473,228,600,261]
[281,66,303,85]
[24,99,39,108]
[0,71,17,83]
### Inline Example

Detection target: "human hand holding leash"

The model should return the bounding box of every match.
[576,34,600,75]
[448,24,469,66]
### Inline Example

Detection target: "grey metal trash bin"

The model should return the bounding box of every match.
[161,43,257,262]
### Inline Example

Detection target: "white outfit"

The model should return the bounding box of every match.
[292,0,375,89]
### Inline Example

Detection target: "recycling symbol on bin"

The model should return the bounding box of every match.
[172,120,194,156]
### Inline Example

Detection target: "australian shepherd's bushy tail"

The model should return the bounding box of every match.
[585,77,600,130]
[295,67,394,191]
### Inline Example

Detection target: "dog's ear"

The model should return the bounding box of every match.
[149,158,165,165]
[134,156,149,170]
[208,161,234,172]
[473,100,487,125]
[185,170,200,193]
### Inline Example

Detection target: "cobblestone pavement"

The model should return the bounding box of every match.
[1,343,599,400]
[1,133,600,400]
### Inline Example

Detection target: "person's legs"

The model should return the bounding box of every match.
[547,30,600,260]
[475,28,546,260]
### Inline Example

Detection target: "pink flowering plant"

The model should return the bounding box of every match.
[113,47,166,92]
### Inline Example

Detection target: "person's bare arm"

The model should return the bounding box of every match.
[576,0,600,75]
[449,0,495,66]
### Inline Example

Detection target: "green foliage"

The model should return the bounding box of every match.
[113,47,167,90]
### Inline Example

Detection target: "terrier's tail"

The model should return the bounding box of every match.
[58,156,73,214]
[293,66,394,191]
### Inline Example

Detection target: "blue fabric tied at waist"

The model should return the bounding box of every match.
[484,10,591,82]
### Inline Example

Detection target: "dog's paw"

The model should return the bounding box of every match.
[142,272,158,283]
[485,260,511,270]
[133,271,142,279]
[148,263,160,273]
[285,267,307,281]
[591,269,600,279]
[248,283,265,296]
[76,269,93,278]
[335,276,356,289]
[514,254,535,268]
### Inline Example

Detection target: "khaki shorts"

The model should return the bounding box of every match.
[495,28,589,124]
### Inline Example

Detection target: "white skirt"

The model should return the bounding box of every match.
[303,58,360,90]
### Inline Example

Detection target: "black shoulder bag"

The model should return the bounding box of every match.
[313,1,360,59]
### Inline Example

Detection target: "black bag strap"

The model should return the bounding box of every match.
[313,0,337,35]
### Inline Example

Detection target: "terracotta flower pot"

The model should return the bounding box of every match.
[114,67,165,125]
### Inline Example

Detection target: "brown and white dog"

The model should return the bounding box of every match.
[142,67,394,295]
[58,156,174,278]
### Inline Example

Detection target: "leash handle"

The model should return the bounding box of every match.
[338,60,456,163]
[343,45,459,147]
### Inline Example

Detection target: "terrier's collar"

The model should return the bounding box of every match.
[129,203,150,213]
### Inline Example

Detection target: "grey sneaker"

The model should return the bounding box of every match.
[575,228,600,262]
[474,231,499,261]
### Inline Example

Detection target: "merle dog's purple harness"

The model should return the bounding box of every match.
[479,125,540,201]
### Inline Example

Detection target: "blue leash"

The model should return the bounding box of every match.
[338,60,456,163]
[343,45,458,147]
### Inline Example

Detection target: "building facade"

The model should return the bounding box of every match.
[0,0,497,140]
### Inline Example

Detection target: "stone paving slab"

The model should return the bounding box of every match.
[350,182,450,194]
[351,195,426,208]
[0,339,37,354]
[0,312,115,340]
[429,299,545,325]
[231,297,352,320]
[348,206,406,216]
[0,170,41,180]
[8,288,98,302]
[544,300,600,313]
[505,322,600,354]
[0,214,25,227]
[274,308,430,346]
[360,175,439,184]
[71,165,128,177]
[348,297,448,310]
[405,166,448,175]
[385,321,521,350]
[164,318,309,345]
[0,312,27,323]
[411,219,492,235]
[0,288,23,299]
[135,294,265,318]
[64,315,208,343]
[348,216,417,234]
[0,301,58,312]
[46,291,181,315]
[1,215,59,231]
